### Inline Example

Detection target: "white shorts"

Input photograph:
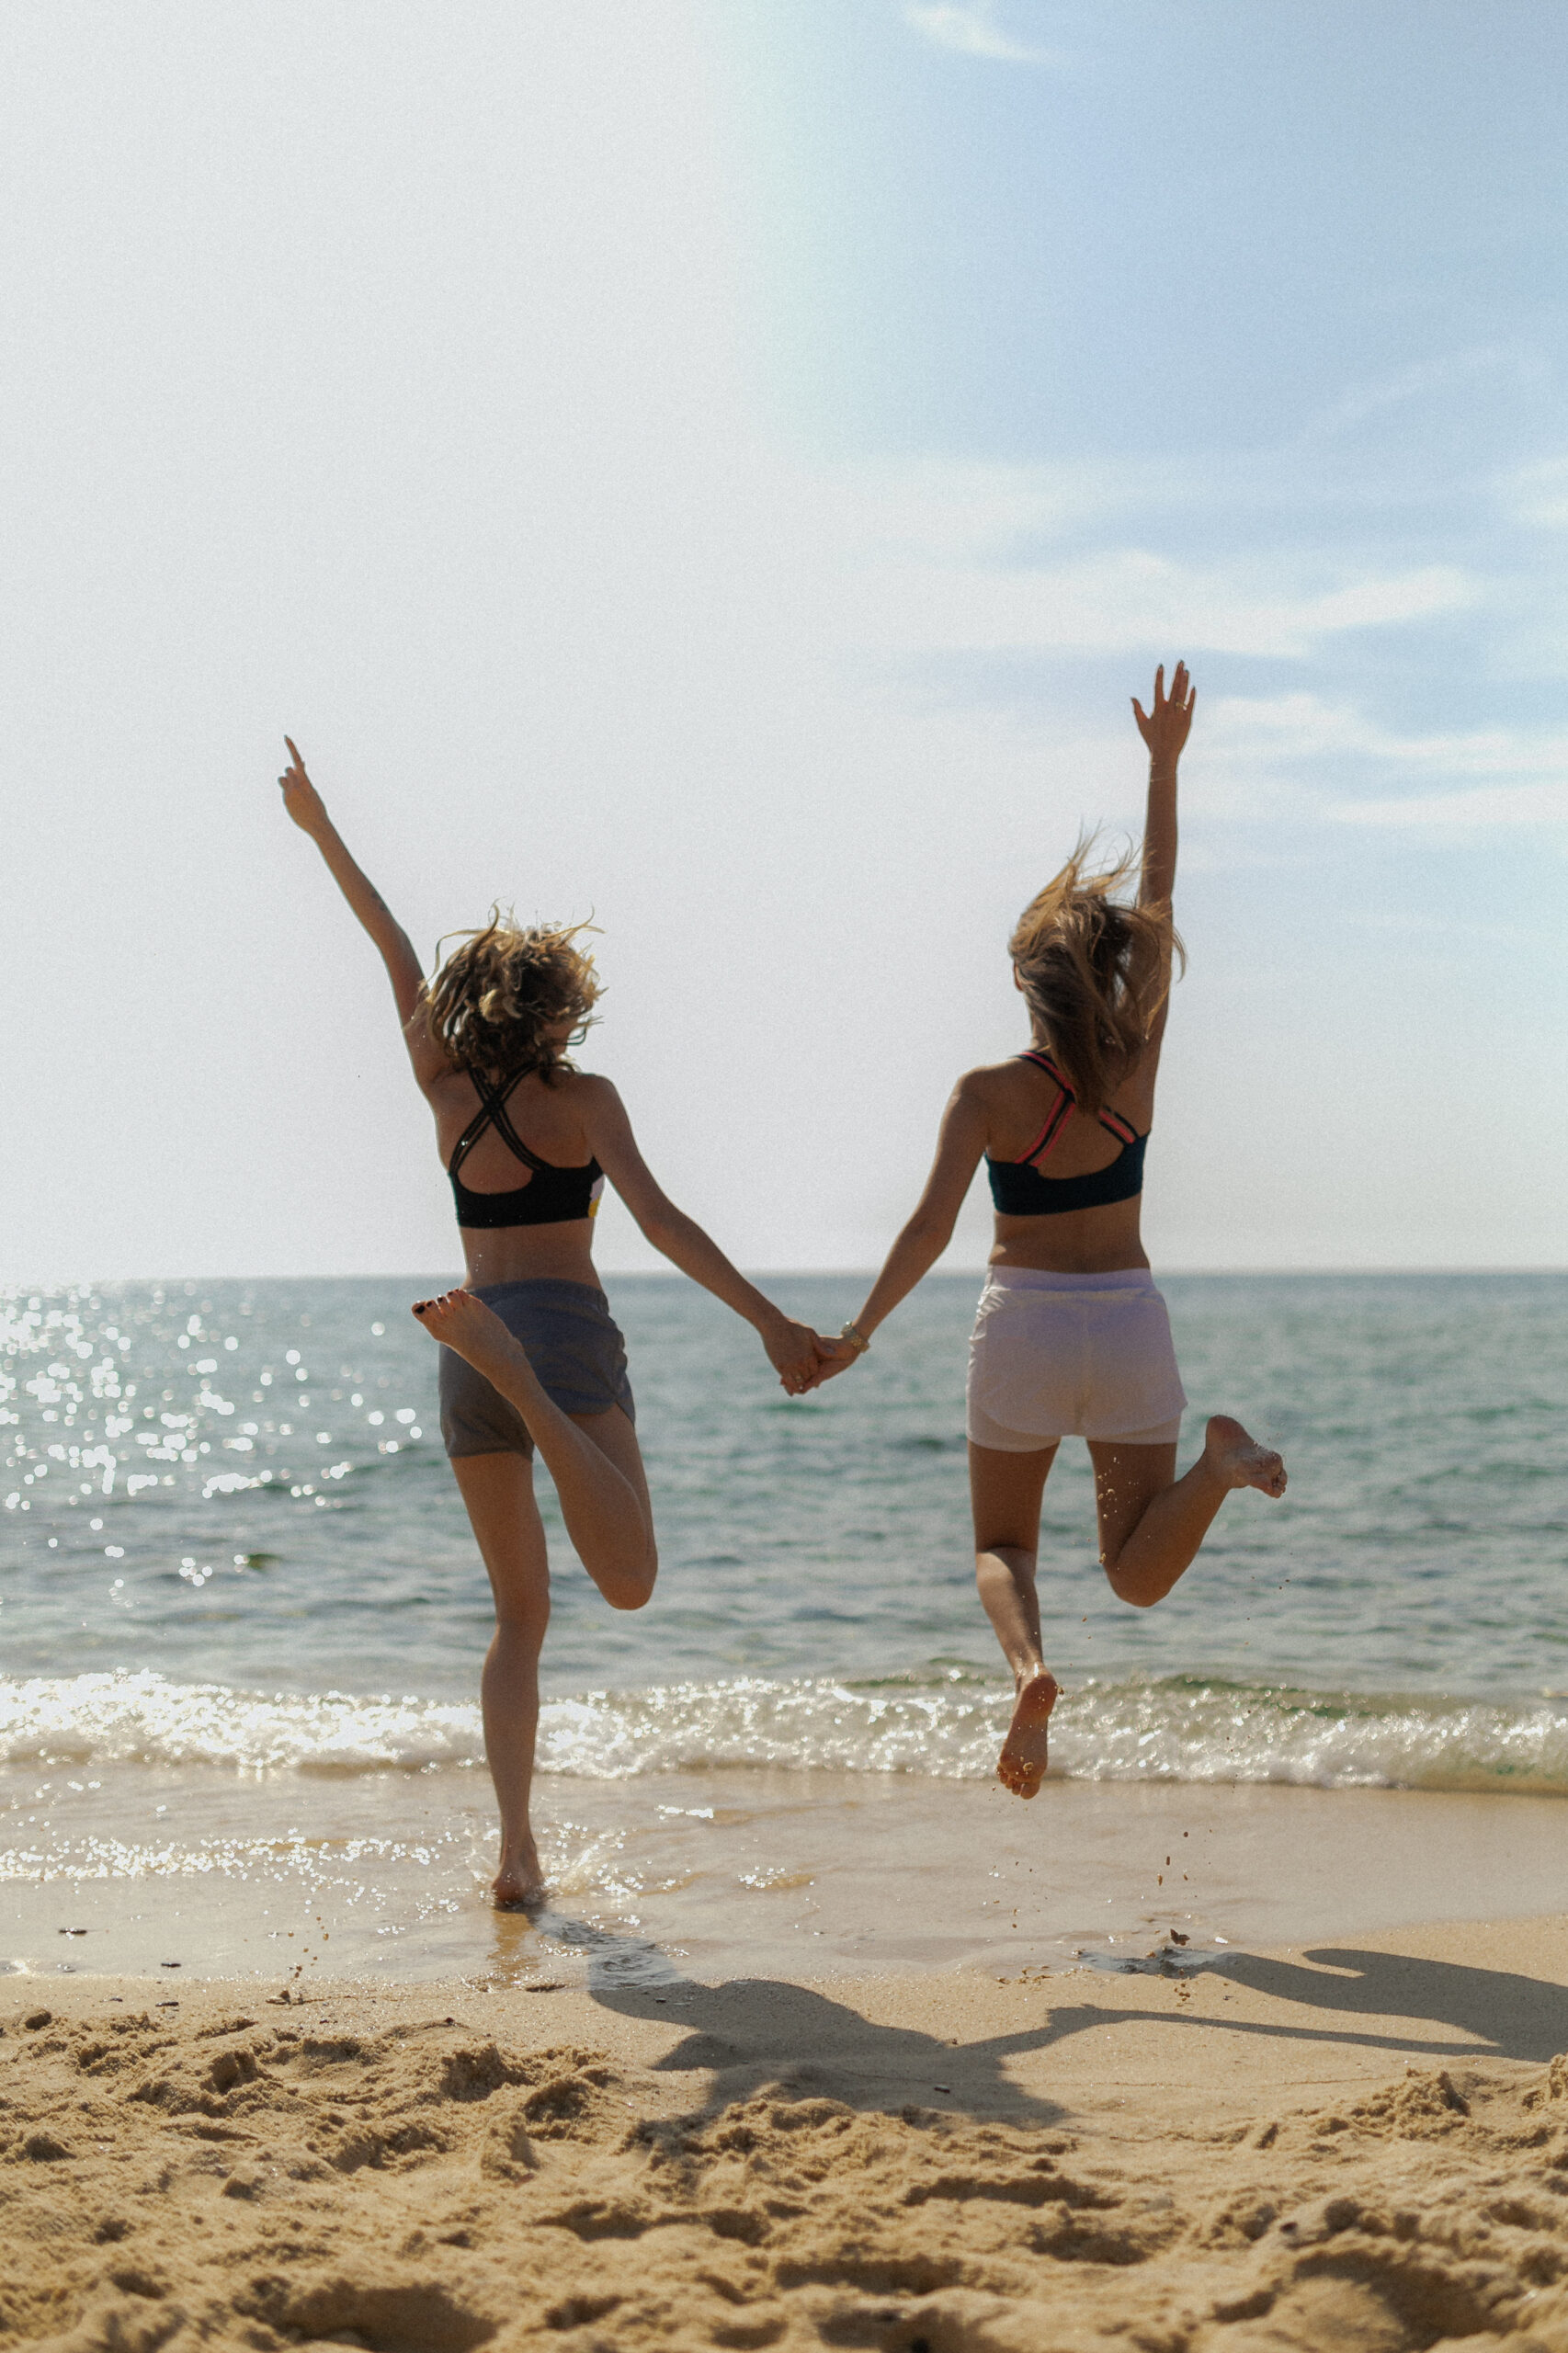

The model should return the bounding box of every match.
[966,1267,1187,1452]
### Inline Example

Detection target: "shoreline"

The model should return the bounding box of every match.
[11,1771,1568,1992]
[19,1660,1568,1787]
[6,1915,1568,2348]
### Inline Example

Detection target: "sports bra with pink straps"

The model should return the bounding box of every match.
[985,1050,1148,1217]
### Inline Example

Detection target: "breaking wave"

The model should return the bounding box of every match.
[7,1668,1568,1795]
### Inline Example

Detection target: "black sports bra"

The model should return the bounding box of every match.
[449,1068,605,1231]
[986,1050,1148,1217]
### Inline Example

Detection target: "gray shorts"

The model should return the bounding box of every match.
[437,1279,635,1461]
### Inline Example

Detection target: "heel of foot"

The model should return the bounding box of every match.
[1205,1415,1287,1497]
[998,1671,1058,1801]
[1017,1671,1058,1718]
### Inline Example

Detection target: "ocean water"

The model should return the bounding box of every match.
[4,1271,1566,1981]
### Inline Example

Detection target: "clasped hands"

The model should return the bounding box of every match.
[762,1320,863,1398]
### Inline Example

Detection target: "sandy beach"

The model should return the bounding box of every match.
[8,1292,1568,2353]
[7,1915,1568,2350]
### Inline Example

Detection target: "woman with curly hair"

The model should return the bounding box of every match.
[817,666,1287,1800]
[277,741,828,1904]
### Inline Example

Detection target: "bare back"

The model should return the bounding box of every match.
[424,1063,604,1288]
[971,1044,1159,1277]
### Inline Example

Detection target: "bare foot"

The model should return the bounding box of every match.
[997,1667,1059,1801]
[493,1841,546,1912]
[413,1289,533,1390]
[1205,1413,1287,1498]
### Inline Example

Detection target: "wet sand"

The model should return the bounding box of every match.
[12,1768,1568,1987]
[6,1916,1568,2349]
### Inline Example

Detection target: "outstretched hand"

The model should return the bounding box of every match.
[1131,662,1195,767]
[277,736,329,835]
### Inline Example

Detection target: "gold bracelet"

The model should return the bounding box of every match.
[839,1321,870,1355]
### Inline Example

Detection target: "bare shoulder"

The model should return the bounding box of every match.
[565,1069,630,1141]
[420,1057,472,1113]
[955,1057,1027,1111]
[937,1063,1017,1151]
[564,1068,622,1112]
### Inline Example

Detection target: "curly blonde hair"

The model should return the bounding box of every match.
[1009,837,1182,1116]
[422,911,601,1084]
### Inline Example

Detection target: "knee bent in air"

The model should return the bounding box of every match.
[1105,1568,1165,1611]
[603,1554,658,1611]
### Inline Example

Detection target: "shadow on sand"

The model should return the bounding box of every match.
[483,1903,1067,2130]
[486,1909,1568,2127]
[1013,1947,1568,2092]
[1207,1945,1568,2064]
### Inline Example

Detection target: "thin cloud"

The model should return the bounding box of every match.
[1203,693,1568,829]
[1333,781,1568,826]
[1308,345,1542,438]
[1503,455,1568,530]
[1210,692,1568,775]
[819,453,1139,558]
[903,4,1067,66]
[805,456,1475,661]
[843,551,1471,661]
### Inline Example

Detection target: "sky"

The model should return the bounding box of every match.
[2,0,1564,1280]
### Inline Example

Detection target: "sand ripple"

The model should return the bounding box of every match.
[6,1994,1568,2348]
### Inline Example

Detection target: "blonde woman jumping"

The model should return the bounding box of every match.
[817,666,1286,1799]
[278,743,830,1904]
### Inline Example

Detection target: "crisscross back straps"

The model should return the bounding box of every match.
[1014,1050,1074,1167]
[1013,1049,1141,1165]
[448,1068,551,1181]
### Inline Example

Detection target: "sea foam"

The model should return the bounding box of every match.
[6,1668,1568,1795]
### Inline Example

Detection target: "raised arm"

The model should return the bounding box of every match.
[1131,660,1195,915]
[581,1078,827,1396]
[824,1077,990,1374]
[276,739,441,1079]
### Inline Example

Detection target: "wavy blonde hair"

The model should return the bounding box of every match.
[422,911,601,1084]
[1009,836,1183,1116]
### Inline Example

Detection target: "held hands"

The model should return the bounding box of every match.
[761,1318,861,1397]
[1131,662,1195,769]
[277,736,330,836]
[803,1335,861,1388]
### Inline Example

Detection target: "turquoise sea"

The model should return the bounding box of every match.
[4,1271,1566,1982]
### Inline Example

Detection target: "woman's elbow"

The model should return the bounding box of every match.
[638,1203,695,1258]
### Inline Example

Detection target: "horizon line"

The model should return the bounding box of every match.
[4,1264,1565,1290]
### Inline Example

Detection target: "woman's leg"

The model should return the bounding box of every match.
[451,1406,657,1908]
[416,1290,655,1609]
[970,1439,1062,1801]
[451,1449,552,1907]
[1089,1415,1287,1609]
[571,1402,657,1588]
